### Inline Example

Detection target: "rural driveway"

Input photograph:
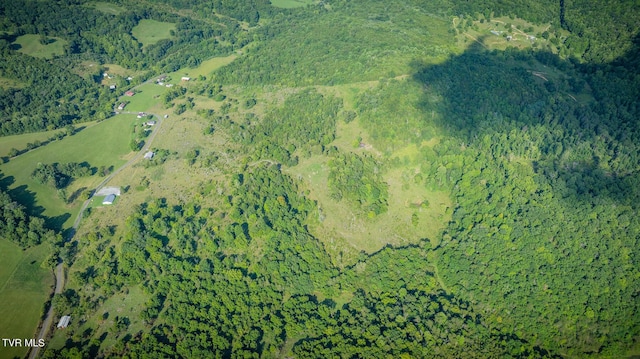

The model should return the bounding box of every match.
[28,78,166,359]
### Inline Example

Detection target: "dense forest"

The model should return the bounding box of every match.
[1,0,639,358]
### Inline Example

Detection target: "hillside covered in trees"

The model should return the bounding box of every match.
[0,0,639,358]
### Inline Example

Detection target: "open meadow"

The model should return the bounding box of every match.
[131,19,175,48]
[12,34,67,59]
[121,83,169,113]
[0,240,53,359]
[167,54,237,81]
[0,128,65,159]
[87,1,125,15]
[270,0,316,9]
[0,115,137,229]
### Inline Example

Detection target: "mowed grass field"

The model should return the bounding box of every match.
[131,19,176,48]
[270,0,315,8]
[12,34,67,59]
[0,114,137,229]
[122,83,169,112]
[0,240,53,359]
[0,128,65,158]
[168,54,237,81]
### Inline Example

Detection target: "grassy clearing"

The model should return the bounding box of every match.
[271,0,315,8]
[0,128,65,158]
[0,77,25,90]
[12,34,67,59]
[0,115,137,229]
[122,83,169,112]
[49,285,149,352]
[87,1,125,15]
[0,240,53,359]
[131,19,176,48]
[288,155,451,267]
[167,54,237,81]
[454,16,568,54]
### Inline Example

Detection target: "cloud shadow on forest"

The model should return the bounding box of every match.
[409,35,640,208]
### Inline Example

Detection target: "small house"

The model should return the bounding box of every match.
[109,85,116,90]
[164,114,169,119]
[181,77,191,81]
[157,82,164,86]
[165,84,174,88]
[137,112,146,118]
[57,316,71,329]
[125,91,135,96]
[144,151,155,159]
[102,194,116,205]
[117,103,126,110]
[126,76,133,81]
[103,72,108,77]
[158,75,167,81]
[145,120,156,126]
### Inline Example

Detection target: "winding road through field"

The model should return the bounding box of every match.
[28,76,166,359]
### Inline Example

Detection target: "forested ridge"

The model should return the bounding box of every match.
[1,0,639,358]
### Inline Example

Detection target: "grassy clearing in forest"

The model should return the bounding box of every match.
[0,77,25,90]
[12,34,67,59]
[289,155,451,267]
[87,1,125,15]
[271,0,315,8]
[131,19,176,48]
[168,55,237,81]
[0,240,53,359]
[0,115,136,229]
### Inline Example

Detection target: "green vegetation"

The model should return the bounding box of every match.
[87,1,125,15]
[328,152,388,216]
[12,34,67,59]
[270,0,315,9]
[131,19,176,48]
[122,83,169,112]
[0,127,64,158]
[0,240,53,359]
[1,0,639,358]
[0,115,135,229]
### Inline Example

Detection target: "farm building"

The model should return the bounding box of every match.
[117,103,126,110]
[102,194,116,205]
[145,120,156,126]
[144,151,155,159]
[181,77,191,81]
[125,91,135,96]
[57,315,71,329]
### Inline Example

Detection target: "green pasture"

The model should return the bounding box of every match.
[168,54,237,81]
[121,83,168,112]
[12,34,67,59]
[87,1,125,15]
[0,115,137,229]
[131,19,176,48]
[0,128,64,158]
[271,0,315,9]
[0,240,53,359]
